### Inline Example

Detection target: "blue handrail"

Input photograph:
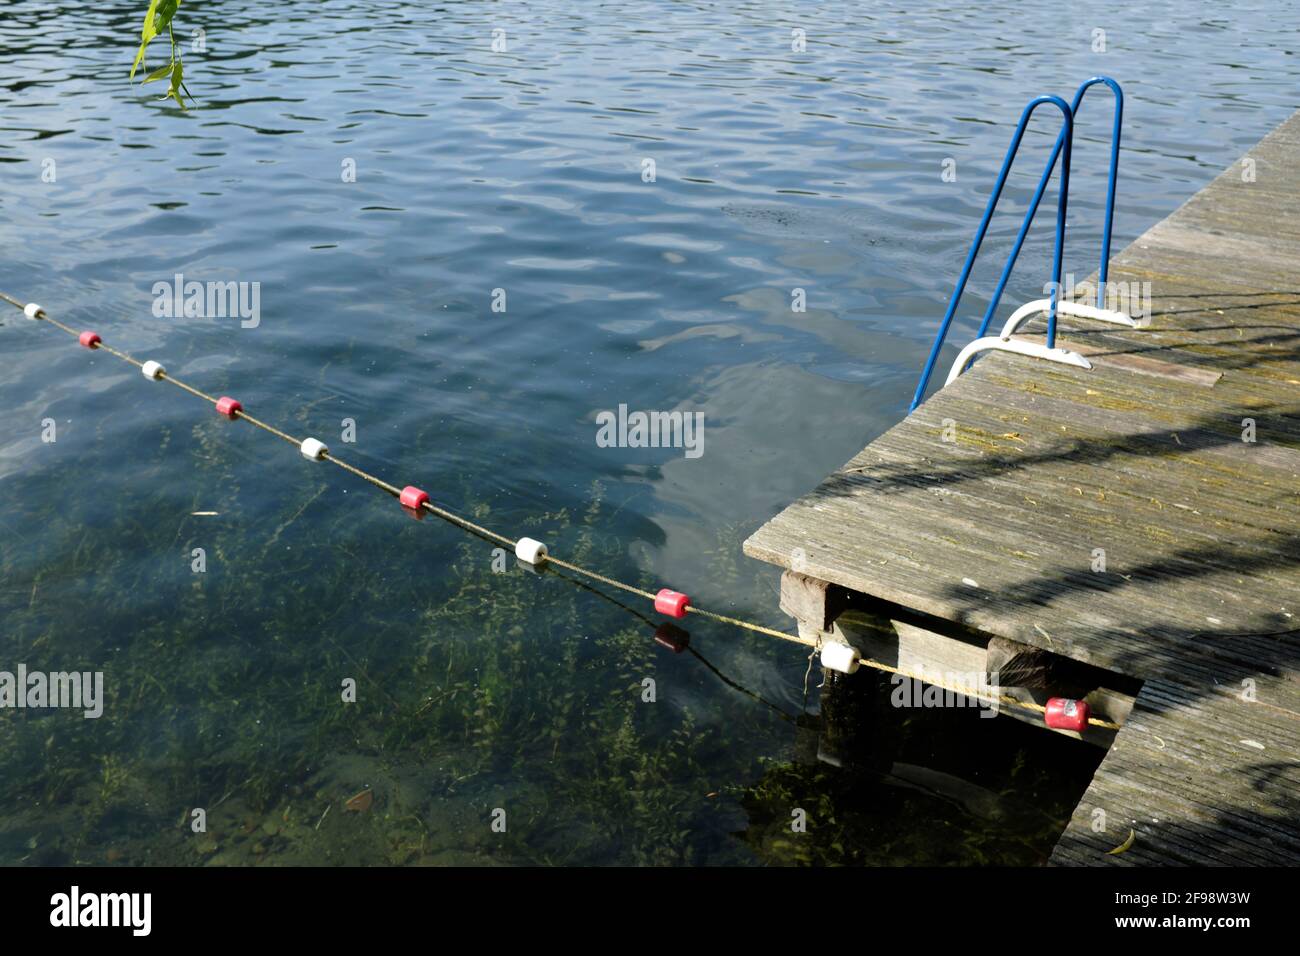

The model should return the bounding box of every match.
[972,76,1123,342]
[910,94,1074,412]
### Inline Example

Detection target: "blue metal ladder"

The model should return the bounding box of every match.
[910,77,1135,412]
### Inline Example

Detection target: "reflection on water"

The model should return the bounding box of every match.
[1,0,1297,864]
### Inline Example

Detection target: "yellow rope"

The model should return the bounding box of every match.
[6,294,1122,731]
[853,656,1120,729]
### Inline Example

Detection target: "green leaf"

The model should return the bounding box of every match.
[142,62,173,84]
[1107,829,1136,855]
[155,0,180,34]
[130,40,152,81]
[130,0,164,79]
[167,60,187,110]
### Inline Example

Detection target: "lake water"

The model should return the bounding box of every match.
[1,0,1297,865]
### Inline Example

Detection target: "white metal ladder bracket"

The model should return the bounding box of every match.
[944,297,1145,386]
[945,336,1091,387]
[999,297,1147,339]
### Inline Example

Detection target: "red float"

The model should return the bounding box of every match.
[400,485,430,511]
[654,588,690,618]
[1045,697,1090,731]
[215,396,243,419]
[78,331,101,349]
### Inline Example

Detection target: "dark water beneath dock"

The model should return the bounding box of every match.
[1,0,1297,865]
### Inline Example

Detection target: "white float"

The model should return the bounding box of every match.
[515,537,548,565]
[300,437,328,460]
[820,641,861,675]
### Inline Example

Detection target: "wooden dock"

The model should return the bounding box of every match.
[745,109,1300,865]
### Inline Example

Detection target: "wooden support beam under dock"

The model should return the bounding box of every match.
[745,109,1300,865]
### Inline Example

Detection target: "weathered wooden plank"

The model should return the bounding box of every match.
[1051,678,1300,866]
[778,569,848,632]
[748,451,1300,679]
[1007,334,1224,387]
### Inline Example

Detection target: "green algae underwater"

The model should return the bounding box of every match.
[1,444,1101,866]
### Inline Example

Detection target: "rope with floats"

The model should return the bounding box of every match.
[3,292,1122,732]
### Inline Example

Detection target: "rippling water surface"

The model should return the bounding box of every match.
[1,1,1297,865]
